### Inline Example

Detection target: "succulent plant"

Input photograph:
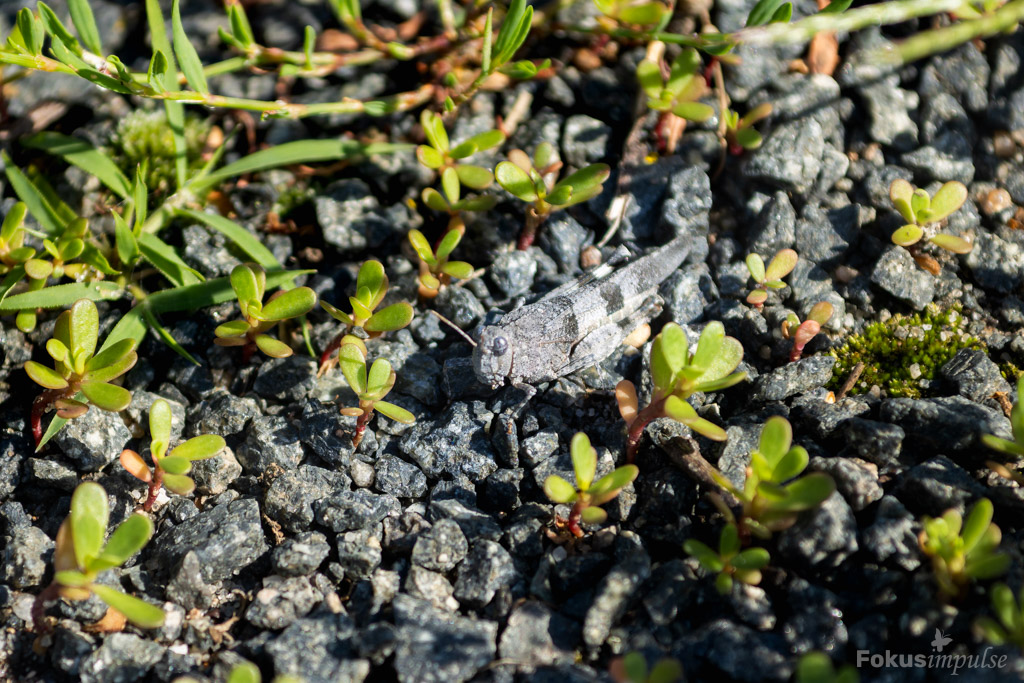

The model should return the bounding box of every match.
[337,338,415,448]
[609,651,683,683]
[983,375,1024,458]
[495,142,609,249]
[319,260,414,373]
[724,103,772,155]
[32,482,164,635]
[919,498,1009,600]
[119,398,226,511]
[709,416,836,540]
[636,45,714,123]
[684,523,771,594]
[417,109,503,217]
[214,263,317,361]
[616,322,746,462]
[745,248,797,308]
[976,582,1024,650]
[795,652,859,683]
[408,225,475,297]
[543,432,639,537]
[781,301,833,362]
[593,0,671,26]
[889,179,973,272]
[24,299,137,447]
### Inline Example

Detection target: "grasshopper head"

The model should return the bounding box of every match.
[473,326,512,388]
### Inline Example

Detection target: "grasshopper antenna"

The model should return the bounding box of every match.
[429,310,477,347]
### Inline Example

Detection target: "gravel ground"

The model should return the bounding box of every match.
[1,1,1024,682]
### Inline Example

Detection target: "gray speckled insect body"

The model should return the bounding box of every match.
[473,234,690,395]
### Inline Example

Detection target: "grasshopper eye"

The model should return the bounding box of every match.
[491,336,508,356]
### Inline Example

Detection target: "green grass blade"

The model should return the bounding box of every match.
[171,0,208,95]
[177,208,279,269]
[23,132,131,199]
[0,268,24,306]
[137,232,203,287]
[141,304,200,365]
[2,151,64,235]
[67,0,102,55]
[0,281,121,311]
[38,390,86,450]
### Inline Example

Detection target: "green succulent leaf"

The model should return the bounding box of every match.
[417,145,444,169]
[735,128,763,150]
[930,233,973,254]
[70,481,108,569]
[698,337,744,386]
[365,302,415,333]
[171,434,225,461]
[366,358,394,398]
[570,432,597,491]
[356,260,386,304]
[889,179,916,224]
[408,229,436,264]
[25,361,69,390]
[579,506,608,525]
[215,320,251,338]
[149,398,173,457]
[230,264,260,311]
[455,164,494,190]
[925,181,968,223]
[81,381,132,412]
[319,300,352,326]
[260,287,316,321]
[966,553,1011,580]
[776,473,835,512]
[254,334,292,358]
[338,343,368,395]
[759,416,792,466]
[55,570,91,587]
[84,344,137,383]
[671,101,714,122]
[691,321,726,372]
[745,253,766,283]
[651,322,687,392]
[89,513,152,572]
[442,261,475,279]
[764,249,798,282]
[161,472,196,496]
[733,547,771,570]
[892,224,924,247]
[91,585,165,629]
[227,662,262,683]
[464,129,506,153]
[435,227,463,262]
[373,400,415,423]
[588,465,639,498]
[771,445,809,484]
[543,475,576,504]
[421,188,450,213]
[961,498,994,555]
[157,455,191,475]
[683,539,724,572]
[68,299,99,365]
[495,161,538,202]
[421,110,449,152]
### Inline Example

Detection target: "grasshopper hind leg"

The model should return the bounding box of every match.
[560,294,664,377]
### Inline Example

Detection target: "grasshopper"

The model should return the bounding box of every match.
[472,234,691,397]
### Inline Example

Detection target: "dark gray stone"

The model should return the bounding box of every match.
[661,167,712,265]
[838,418,906,469]
[316,178,411,253]
[411,518,468,572]
[539,215,591,274]
[714,423,762,490]
[79,633,165,683]
[246,575,321,630]
[562,115,610,168]
[870,247,935,309]
[940,349,1011,402]
[166,551,217,611]
[894,456,988,516]
[901,131,974,184]
[744,118,824,193]
[880,396,1010,462]
[0,436,24,502]
[783,580,848,654]
[582,534,651,648]
[335,529,382,579]
[489,250,538,299]
[791,396,871,441]
[152,498,268,582]
[272,532,330,577]
[435,285,486,330]
[399,403,497,481]
[860,496,921,571]
[685,619,790,682]
[454,540,517,609]
[795,204,861,268]
[747,192,796,256]
[392,594,498,683]
[264,465,350,532]
[375,455,428,498]
[190,446,242,496]
[236,415,304,473]
[265,612,369,683]
[299,399,350,468]
[395,353,442,406]
[182,224,241,278]
[860,78,918,150]
[253,355,317,402]
[751,356,835,401]
[24,457,77,492]
[520,429,560,468]
[442,356,492,401]
[482,468,522,514]
[187,390,260,438]
[776,491,858,569]
[661,263,719,326]
[53,407,131,472]
[406,565,459,611]
[965,232,1024,293]
[498,601,578,669]
[809,456,882,511]
[314,489,399,532]
[1,525,52,589]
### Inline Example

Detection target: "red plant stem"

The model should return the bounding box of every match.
[320,331,345,368]
[241,341,255,365]
[31,581,60,634]
[625,398,666,464]
[143,468,164,512]
[567,500,585,538]
[31,388,70,448]
[517,209,546,250]
[703,56,720,87]
[352,409,372,449]
[789,342,805,363]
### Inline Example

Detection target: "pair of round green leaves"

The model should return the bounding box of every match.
[920,498,1009,582]
[417,110,504,210]
[54,482,164,628]
[495,147,610,209]
[889,179,973,253]
[24,299,137,414]
[543,432,639,525]
[337,341,415,424]
[745,248,797,306]
[408,228,474,289]
[636,48,715,123]
[120,398,225,496]
[683,523,770,594]
[320,260,414,334]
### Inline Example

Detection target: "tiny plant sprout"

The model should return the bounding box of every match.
[636,42,713,153]
[593,0,670,27]
[120,399,226,511]
[609,651,683,683]
[683,523,770,594]
[495,142,610,249]
[616,321,746,462]
[745,248,797,308]
[214,661,303,683]
[319,260,414,373]
[781,301,833,362]
[795,652,860,683]
[542,432,639,538]
[724,103,772,155]
[918,498,1009,601]
[408,226,475,298]
[709,416,836,541]
[24,299,137,448]
[976,582,1024,650]
[214,263,317,362]
[889,179,973,272]
[417,109,504,225]
[0,201,38,278]
[337,339,415,449]
[32,482,164,636]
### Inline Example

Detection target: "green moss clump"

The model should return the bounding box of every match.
[109,109,209,195]
[828,304,983,398]
[1000,361,1023,383]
